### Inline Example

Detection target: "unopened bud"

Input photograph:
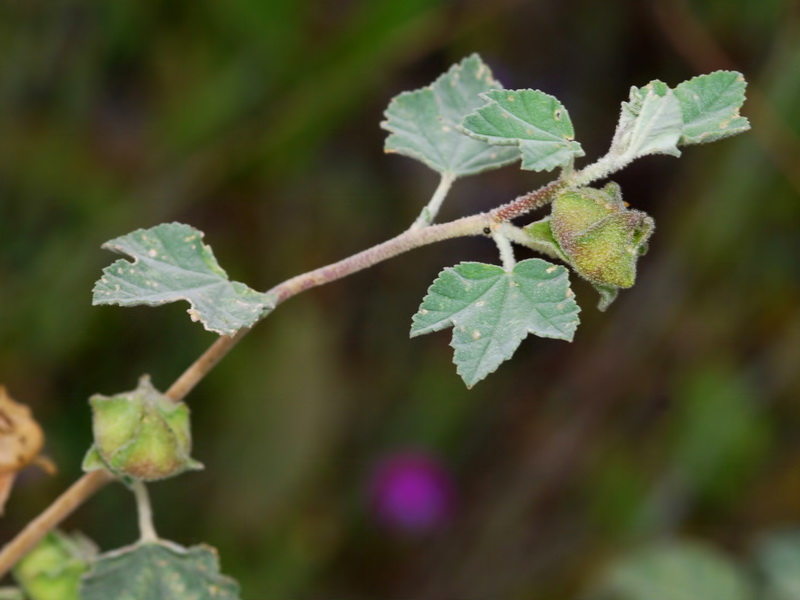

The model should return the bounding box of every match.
[13,530,96,600]
[83,376,202,482]
[549,182,654,289]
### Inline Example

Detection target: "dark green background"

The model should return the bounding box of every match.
[1,0,798,598]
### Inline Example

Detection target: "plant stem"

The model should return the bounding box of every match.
[165,328,249,403]
[492,232,516,272]
[409,172,456,230]
[270,212,486,304]
[0,470,114,576]
[490,180,565,222]
[132,481,158,543]
[569,154,620,187]
[0,179,564,576]
[496,223,564,261]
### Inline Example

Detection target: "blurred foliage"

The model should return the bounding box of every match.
[589,531,800,600]
[0,0,798,598]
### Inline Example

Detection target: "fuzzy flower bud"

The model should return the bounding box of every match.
[549,182,654,289]
[13,530,96,600]
[82,376,202,482]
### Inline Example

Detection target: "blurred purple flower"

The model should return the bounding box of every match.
[368,450,455,533]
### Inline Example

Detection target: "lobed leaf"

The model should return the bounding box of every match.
[411,259,579,387]
[602,71,750,174]
[92,223,274,336]
[674,70,750,145]
[608,80,683,164]
[592,541,753,600]
[755,531,800,600]
[80,540,240,600]
[459,89,584,172]
[382,54,519,177]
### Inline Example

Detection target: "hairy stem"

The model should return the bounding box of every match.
[490,180,565,222]
[496,223,564,261]
[0,179,564,576]
[270,212,486,304]
[0,470,114,576]
[409,172,456,230]
[133,481,158,543]
[166,329,249,403]
[492,232,516,272]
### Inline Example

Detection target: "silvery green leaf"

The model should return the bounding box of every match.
[411,259,579,387]
[755,531,800,600]
[460,89,584,171]
[93,223,274,336]
[80,541,240,600]
[592,541,753,600]
[382,54,519,177]
[608,80,683,166]
[675,70,750,145]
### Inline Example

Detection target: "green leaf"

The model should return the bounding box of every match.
[593,541,753,600]
[674,70,750,145]
[80,541,240,600]
[0,588,24,600]
[522,217,569,262]
[595,72,750,179]
[459,89,584,171]
[382,54,519,177]
[608,80,683,165]
[755,531,800,600]
[93,223,274,336]
[411,259,579,387]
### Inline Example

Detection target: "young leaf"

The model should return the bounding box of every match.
[411,259,579,387]
[80,541,240,600]
[591,542,753,600]
[382,54,519,177]
[608,80,683,166]
[754,531,800,599]
[459,89,584,172]
[93,223,274,336]
[674,70,750,145]
[592,72,750,180]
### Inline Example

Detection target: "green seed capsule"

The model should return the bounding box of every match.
[549,182,654,289]
[13,530,96,600]
[83,376,202,482]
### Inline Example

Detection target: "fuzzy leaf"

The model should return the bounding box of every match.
[593,542,753,600]
[675,70,750,145]
[755,531,800,600]
[93,223,274,336]
[411,259,579,387]
[80,541,240,600]
[608,80,683,165]
[459,89,584,171]
[382,54,519,177]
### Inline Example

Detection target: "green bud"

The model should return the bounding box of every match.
[549,182,654,289]
[13,530,96,600]
[83,376,202,482]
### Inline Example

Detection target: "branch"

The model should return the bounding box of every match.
[0,470,114,576]
[0,179,563,576]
